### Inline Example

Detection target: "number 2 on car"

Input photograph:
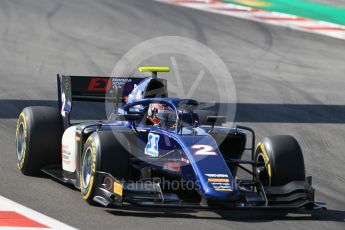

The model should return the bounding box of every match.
[192,144,216,156]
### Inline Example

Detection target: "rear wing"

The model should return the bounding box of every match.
[57,74,145,126]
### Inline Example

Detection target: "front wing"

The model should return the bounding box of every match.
[91,171,319,210]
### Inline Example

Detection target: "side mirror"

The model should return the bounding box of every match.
[118,113,142,121]
[206,116,226,133]
[206,116,226,124]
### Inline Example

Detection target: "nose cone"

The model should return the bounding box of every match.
[179,135,239,201]
[199,172,239,201]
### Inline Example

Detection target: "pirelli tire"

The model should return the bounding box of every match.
[80,131,131,205]
[15,106,63,176]
[255,135,306,186]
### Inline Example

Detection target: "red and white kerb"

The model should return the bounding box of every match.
[156,0,345,40]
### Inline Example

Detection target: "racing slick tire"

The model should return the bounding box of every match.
[80,131,131,204]
[255,135,305,186]
[15,106,63,176]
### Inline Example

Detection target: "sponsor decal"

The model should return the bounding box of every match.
[208,178,230,183]
[87,78,110,91]
[62,144,71,165]
[191,144,216,156]
[111,78,133,87]
[113,182,123,196]
[205,173,228,178]
[205,173,232,192]
[88,77,134,92]
[145,133,160,157]
[215,188,233,192]
[211,182,233,191]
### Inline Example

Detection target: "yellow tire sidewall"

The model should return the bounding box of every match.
[81,137,97,200]
[16,112,27,170]
[257,142,272,186]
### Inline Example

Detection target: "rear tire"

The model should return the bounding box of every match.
[255,135,305,186]
[15,106,63,176]
[80,131,131,204]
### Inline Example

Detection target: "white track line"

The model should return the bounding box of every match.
[0,195,77,230]
[156,0,345,40]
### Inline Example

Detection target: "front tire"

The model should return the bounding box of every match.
[80,131,131,204]
[15,106,63,176]
[255,135,305,186]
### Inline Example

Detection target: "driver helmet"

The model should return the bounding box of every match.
[147,103,176,128]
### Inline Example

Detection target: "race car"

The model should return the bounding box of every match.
[15,66,320,209]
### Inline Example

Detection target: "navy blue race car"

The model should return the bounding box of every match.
[15,67,320,210]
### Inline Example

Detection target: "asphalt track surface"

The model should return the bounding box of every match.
[0,0,344,229]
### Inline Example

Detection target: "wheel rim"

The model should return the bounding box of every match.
[82,148,93,189]
[256,153,270,185]
[16,122,25,162]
